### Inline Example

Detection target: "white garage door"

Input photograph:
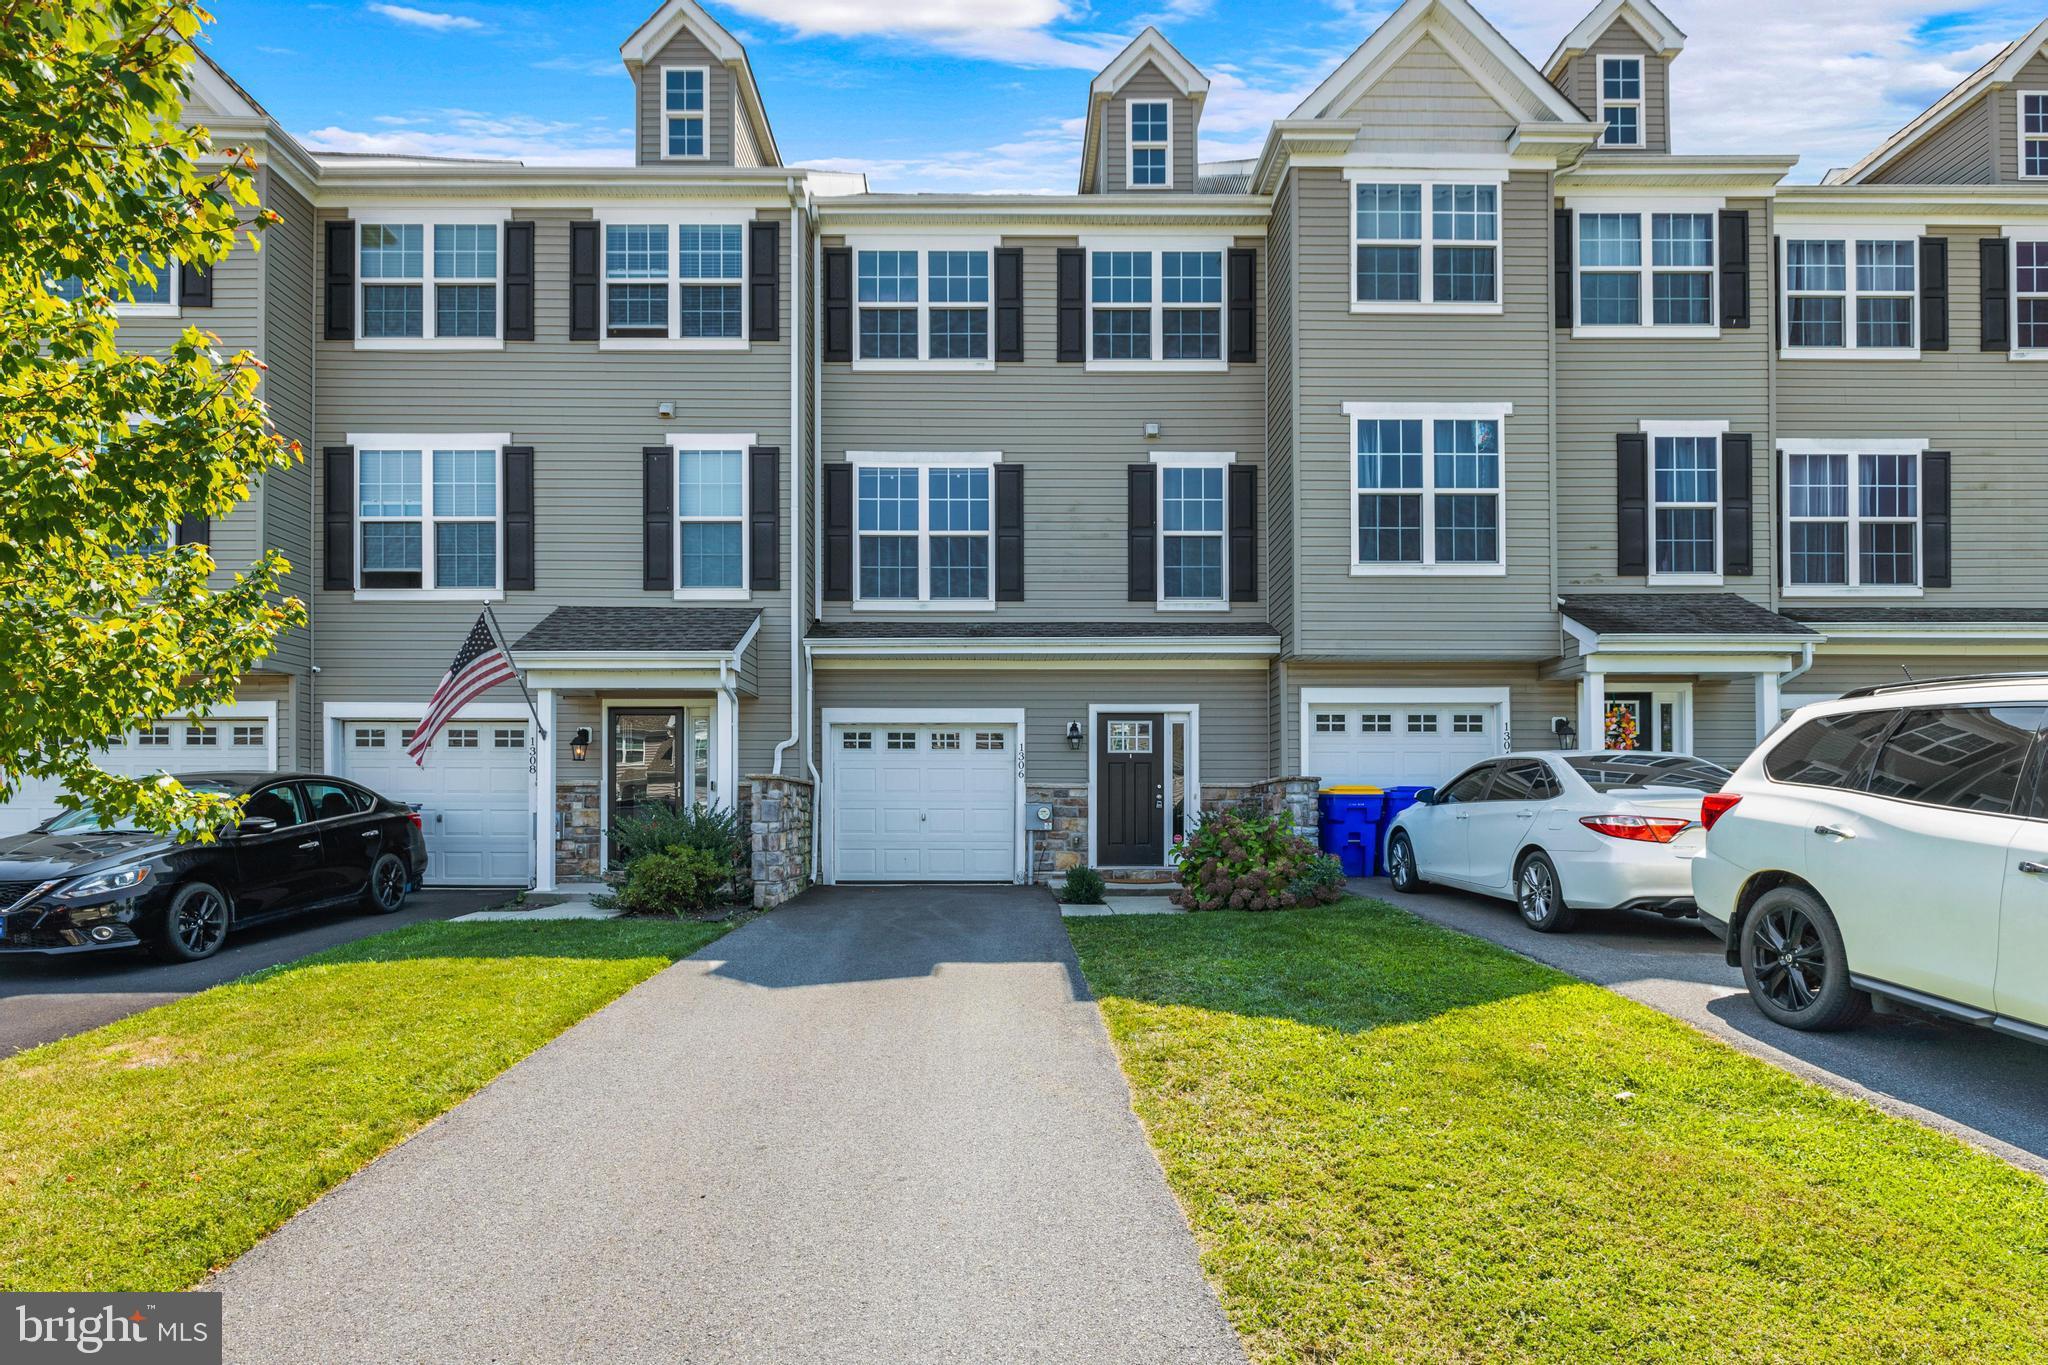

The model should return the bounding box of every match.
[832,723,1017,882]
[0,715,276,836]
[1304,701,1502,790]
[338,721,532,886]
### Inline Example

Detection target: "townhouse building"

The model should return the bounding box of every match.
[19,0,2048,903]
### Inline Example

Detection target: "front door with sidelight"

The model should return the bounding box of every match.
[1098,712,1165,866]
[607,707,709,865]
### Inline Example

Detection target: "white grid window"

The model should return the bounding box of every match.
[1361,713,1393,734]
[232,724,265,748]
[886,731,917,750]
[1782,235,1917,353]
[1575,211,1714,332]
[2023,93,2048,178]
[1315,713,1347,733]
[1452,713,1486,735]
[401,728,418,747]
[854,459,995,607]
[1352,414,1506,574]
[930,731,961,751]
[663,67,707,159]
[353,728,385,749]
[185,725,218,746]
[853,246,993,366]
[1086,244,1226,367]
[676,444,747,593]
[139,725,171,747]
[1651,435,1720,579]
[1352,180,1500,311]
[1784,449,1921,592]
[1108,720,1154,754]
[1408,714,1439,734]
[1158,460,1226,606]
[842,731,872,750]
[605,221,744,343]
[356,441,502,594]
[446,728,480,749]
[359,219,500,345]
[1128,99,1170,188]
[493,727,525,748]
[1598,57,1643,147]
[2015,240,2048,351]
[975,731,1006,750]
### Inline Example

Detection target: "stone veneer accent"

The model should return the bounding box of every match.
[1028,783,1087,884]
[748,774,813,909]
[1256,776,1321,838]
[555,782,601,881]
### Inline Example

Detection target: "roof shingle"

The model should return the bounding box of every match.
[1560,593,1814,638]
[512,607,760,653]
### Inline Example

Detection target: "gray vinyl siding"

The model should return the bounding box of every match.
[634,30,737,167]
[1266,175,1298,647]
[817,233,1267,625]
[1997,53,2048,180]
[1341,33,1517,155]
[1102,62,1196,192]
[1868,95,1996,184]
[1689,677,1757,767]
[1796,651,2048,696]
[1288,168,1557,660]
[309,204,797,777]
[1556,199,1772,599]
[1564,20,1670,154]
[1279,661,1575,776]
[812,664,1270,786]
[256,168,319,765]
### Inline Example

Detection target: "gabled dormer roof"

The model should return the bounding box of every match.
[1077,27,1209,193]
[1291,0,1590,127]
[620,0,781,166]
[1541,0,1686,80]
[188,48,267,121]
[1831,17,2048,185]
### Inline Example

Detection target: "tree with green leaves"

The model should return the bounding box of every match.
[0,0,304,834]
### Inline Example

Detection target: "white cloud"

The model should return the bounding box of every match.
[303,109,631,165]
[531,55,624,78]
[367,3,484,33]
[716,0,1126,68]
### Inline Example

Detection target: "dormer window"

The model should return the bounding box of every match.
[1598,56,1643,147]
[1128,99,1171,188]
[2022,93,2048,177]
[664,66,708,159]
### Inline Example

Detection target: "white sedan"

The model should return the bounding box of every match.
[1384,751,1732,932]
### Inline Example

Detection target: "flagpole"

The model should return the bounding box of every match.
[481,604,548,741]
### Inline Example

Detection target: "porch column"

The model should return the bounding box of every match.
[534,688,557,892]
[713,686,739,811]
[1754,670,1783,746]
[1578,672,1607,751]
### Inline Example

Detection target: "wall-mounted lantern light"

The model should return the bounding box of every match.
[1065,720,1084,750]
[1551,716,1577,750]
[571,727,592,762]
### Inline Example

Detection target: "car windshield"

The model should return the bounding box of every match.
[1564,754,1730,795]
[42,783,240,834]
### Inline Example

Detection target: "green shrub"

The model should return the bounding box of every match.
[1060,865,1107,905]
[607,801,746,870]
[613,847,731,917]
[1170,807,1341,912]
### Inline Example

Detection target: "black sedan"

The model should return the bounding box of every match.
[0,772,429,961]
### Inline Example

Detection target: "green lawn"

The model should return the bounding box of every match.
[0,917,726,1291]
[1069,899,2048,1364]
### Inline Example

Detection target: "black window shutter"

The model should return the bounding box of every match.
[1771,235,1782,349]
[994,248,1024,362]
[642,446,673,591]
[748,220,780,342]
[823,463,854,600]
[1980,237,2009,351]
[322,446,354,589]
[1775,451,1786,588]
[1616,433,1649,576]
[570,221,600,341]
[1718,210,1749,329]
[175,514,209,548]
[178,260,214,309]
[503,445,535,589]
[1554,209,1572,328]
[995,464,1025,600]
[324,220,354,340]
[748,445,780,589]
[1919,236,1948,351]
[1924,451,1952,588]
[1721,433,1753,576]
[1127,464,1157,600]
[823,247,852,362]
[503,221,535,342]
[1228,247,1257,363]
[1229,464,1258,601]
[1056,248,1085,363]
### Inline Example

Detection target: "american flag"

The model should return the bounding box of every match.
[408,614,518,766]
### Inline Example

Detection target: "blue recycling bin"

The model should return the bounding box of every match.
[1377,785,1435,866]
[1318,790,1386,878]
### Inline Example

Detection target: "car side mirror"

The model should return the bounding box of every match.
[236,815,277,837]
[1414,788,1438,806]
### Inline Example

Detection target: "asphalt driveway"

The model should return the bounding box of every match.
[210,885,1244,1364]
[1360,876,2048,1177]
[0,887,503,1056]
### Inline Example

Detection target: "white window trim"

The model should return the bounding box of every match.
[1568,197,1721,339]
[848,235,998,373]
[1077,234,1231,374]
[1596,55,1644,148]
[660,65,710,162]
[1125,97,1173,190]
[114,262,179,318]
[2003,225,2048,359]
[1640,419,1729,586]
[1343,169,1505,316]
[352,208,510,352]
[669,432,756,603]
[1777,437,1928,598]
[2019,92,2048,180]
[595,207,753,352]
[1149,451,1234,613]
[1342,401,1512,577]
[847,451,1003,612]
[1776,223,1924,360]
[347,430,510,602]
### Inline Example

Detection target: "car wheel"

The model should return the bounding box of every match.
[1515,851,1580,933]
[1386,831,1427,893]
[1740,886,1870,1031]
[363,852,410,914]
[150,883,230,962]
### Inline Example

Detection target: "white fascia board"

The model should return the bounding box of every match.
[1090,26,1210,99]
[620,0,744,66]
[806,637,1280,660]
[1778,438,1929,456]
[1568,193,1727,213]
[1639,419,1731,437]
[1542,0,1688,77]
[1294,0,1586,126]
[1342,401,1514,421]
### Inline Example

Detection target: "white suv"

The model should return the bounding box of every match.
[1693,675,2048,1039]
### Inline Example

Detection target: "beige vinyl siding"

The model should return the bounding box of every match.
[1289,168,1557,661]
[1997,53,2048,180]
[1556,199,1772,600]
[1341,33,1517,155]
[1687,677,1758,767]
[1796,651,2048,696]
[634,30,736,166]
[1868,95,1997,184]
[1279,661,1575,777]
[813,664,1271,786]
[817,233,1267,625]
[1266,174,1298,647]
[1102,62,1196,192]
[1565,20,1670,154]
[310,204,798,777]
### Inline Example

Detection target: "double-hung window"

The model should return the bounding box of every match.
[352,434,507,596]
[2011,233,2048,355]
[1154,454,1231,609]
[1641,422,1726,581]
[1345,403,1510,575]
[672,434,753,597]
[852,242,994,367]
[1781,441,1923,593]
[1574,208,1716,333]
[1084,239,1227,369]
[601,213,747,347]
[2022,93,2048,177]
[357,215,503,347]
[663,67,708,159]
[1127,99,1171,188]
[1350,177,1500,312]
[1598,57,1643,147]
[851,454,998,608]
[1780,231,1919,355]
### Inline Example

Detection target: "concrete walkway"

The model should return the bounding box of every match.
[211,885,1244,1364]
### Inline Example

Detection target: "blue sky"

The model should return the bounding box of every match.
[204,0,2048,190]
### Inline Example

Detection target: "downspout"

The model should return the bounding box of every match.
[772,175,806,776]
[805,220,825,882]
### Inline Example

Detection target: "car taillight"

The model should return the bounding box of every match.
[1580,815,1692,844]
[407,811,423,832]
[1699,793,1742,832]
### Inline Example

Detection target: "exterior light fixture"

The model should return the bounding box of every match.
[1066,721,1084,750]
[571,727,591,762]
[1551,716,1577,750]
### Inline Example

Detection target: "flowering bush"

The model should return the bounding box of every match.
[1170,807,1345,912]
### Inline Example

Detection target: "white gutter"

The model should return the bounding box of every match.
[772,175,806,776]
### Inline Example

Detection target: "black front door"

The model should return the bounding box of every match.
[1605,692,1653,751]
[608,709,684,862]
[1098,712,1165,866]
